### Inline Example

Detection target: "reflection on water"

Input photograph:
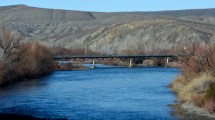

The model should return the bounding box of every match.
[0,64,180,120]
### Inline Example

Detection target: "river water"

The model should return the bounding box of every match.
[0,64,180,120]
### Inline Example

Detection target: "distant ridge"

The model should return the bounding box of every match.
[1,5,215,54]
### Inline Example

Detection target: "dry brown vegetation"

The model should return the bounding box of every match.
[170,44,215,113]
[0,29,55,86]
[120,49,145,55]
[50,47,98,56]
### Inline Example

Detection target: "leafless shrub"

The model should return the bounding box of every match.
[121,49,145,55]
[20,42,54,77]
[0,29,22,61]
[0,29,55,85]
[50,46,99,56]
[178,44,215,79]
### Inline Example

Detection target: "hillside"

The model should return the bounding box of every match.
[1,5,215,54]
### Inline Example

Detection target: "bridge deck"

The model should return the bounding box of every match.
[53,55,178,60]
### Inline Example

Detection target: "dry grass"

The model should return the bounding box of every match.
[172,73,215,103]
[170,75,187,94]
[171,68,215,113]
[186,73,214,93]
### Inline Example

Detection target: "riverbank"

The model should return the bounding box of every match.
[55,62,89,71]
[170,73,215,119]
[171,103,215,120]
[0,113,67,120]
[0,113,46,120]
[169,44,215,118]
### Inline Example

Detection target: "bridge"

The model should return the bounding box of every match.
[53,55,179,68]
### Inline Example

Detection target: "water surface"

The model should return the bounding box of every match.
[0,64,179,120]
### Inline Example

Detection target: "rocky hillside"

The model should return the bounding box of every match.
[1,5,215,54]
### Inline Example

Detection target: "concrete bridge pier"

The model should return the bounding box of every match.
[166,57,169,64]
[129,58,133,67]
[91,58,96,69]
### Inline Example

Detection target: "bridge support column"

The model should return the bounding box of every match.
[166,57,169,64]
[129,58,133,67]
[91,58,96,69]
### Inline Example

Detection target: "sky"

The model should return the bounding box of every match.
[0,0,215,12]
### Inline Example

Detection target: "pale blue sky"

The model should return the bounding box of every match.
[0,0,214,12]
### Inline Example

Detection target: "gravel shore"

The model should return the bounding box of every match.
[171,103,215,120]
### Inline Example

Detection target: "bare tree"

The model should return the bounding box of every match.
[0,29,23,62]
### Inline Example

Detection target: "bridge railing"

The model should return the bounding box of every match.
[53,54,182,60]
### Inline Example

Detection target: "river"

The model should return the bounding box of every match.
[0,64,180,120]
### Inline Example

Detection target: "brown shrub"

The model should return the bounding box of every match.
[0,60,6,84]
[121,49,145,55]
[50,47,71,56]
[20,42,55,77]
[203,82,215,113]
[51,47,98,56]
[192,94,204,107]
[179,44,215,79]
[171,44,215,113]
[0,29,55,85]
[204,98,215,113]
[205,82,215,100]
